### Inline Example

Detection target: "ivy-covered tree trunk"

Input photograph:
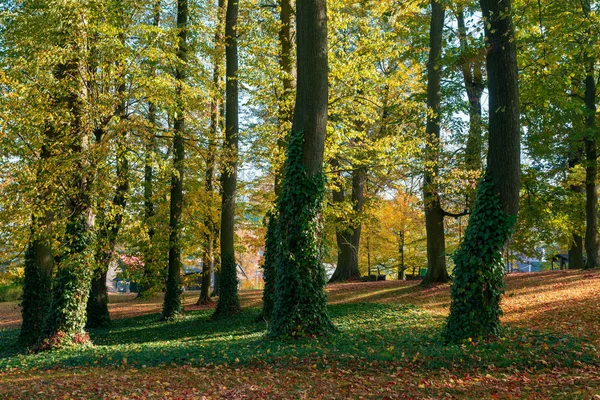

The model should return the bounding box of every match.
[329,165,364,283]
[197,0,225,306]
[422,0,448,286]
[213,0,241,319]
[138,0,161,299]
[260,0,295,321]
[268,0,334,339]
[443,0,520,343]
[583,10,598,269]
[19,140,55,345]
[43,61,96,347]
[162,0,188,321]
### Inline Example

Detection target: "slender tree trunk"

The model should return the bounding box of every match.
[260,0,295,321]
[457,11,485,176]
[329,164,364,283]
[162,0,188,320]
[583,5,598,268]
[213,0,241,318]
[138,0,161,299]
[444,0,520,343]
[422,0,448,286]
[268,0,333,338]
[198,0,225,306]
[19,135,55,345]
[568,147,584,269]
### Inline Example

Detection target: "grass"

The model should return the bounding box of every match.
[1,270,599,398]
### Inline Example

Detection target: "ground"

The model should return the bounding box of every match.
[1,270,599,399]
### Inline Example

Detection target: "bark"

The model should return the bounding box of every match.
[213,0,241,318]
[568,147,584,269]
[329,164,364,283]
[162,0,188,320]
[260,0,295,321]
[457,10,485,175]
[422,0,449,286]
[19,134,55,345]
[198,0,225,306]
[138,0,161,299]
[583,6,598,268]
[481,0,521,216]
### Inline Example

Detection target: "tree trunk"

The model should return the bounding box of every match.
[43,58,96,347]
[162,0,188,320]
[213,0,241,319]
[138,0,161,299]
[268,0,333,338]
[583,7,597,268]
[568,147,584,269]
[444,0,520,343]
[19,137,55,345]
[457,10,485,177]
[260,0,295,321]
[198,0,225,306]
[329,165,364,283]
[422,0,448,286]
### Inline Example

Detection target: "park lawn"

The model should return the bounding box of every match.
[0,269,599,399]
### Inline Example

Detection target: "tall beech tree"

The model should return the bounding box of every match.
[260,0,295,320]
[328,160,365,283]
[138,0,162,299]
[583,0,598,269]
[162,0,188,320]
[422,0,448,285]
[198,0,226,306]
[444,0,520,342]
[213,0,242,318]
[268,0,334,338]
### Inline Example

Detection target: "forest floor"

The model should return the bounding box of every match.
[1,269,599,399]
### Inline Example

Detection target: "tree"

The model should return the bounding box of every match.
[582,0,598,269]
[422,0,449,285]
[268,0,334,339]
[260,0,295,319]
[443,0,520,342]
[162,0,189,321]
[213,0,242,319]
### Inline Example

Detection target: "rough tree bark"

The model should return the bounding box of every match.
[213,0,242,318]
[583,0,598,269]
[422,0,448,286]
[162,0,188,320]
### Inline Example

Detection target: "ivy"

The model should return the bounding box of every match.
[212,253,241,319]
[267,130,334,339]
[161,273,183,321]
[42,213,95,348]
[443,172,516,343]
[259,212,278,321]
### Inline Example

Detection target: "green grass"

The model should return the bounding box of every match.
[1,302,596,373]
[0,284,22,303]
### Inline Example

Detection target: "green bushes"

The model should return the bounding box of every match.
[0,284,23,303]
